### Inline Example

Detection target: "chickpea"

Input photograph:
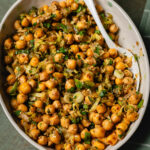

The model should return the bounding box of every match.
[49,88,60,100]
[42,114,50,124]
[29,57,39,67]
[128,94,140,105]
[96,4,103,13]
[4,55,13,64]
[54,53,64,63]
[4,38,13,49]
[21,18,29,27]
[109,24,119,33]
[52,101,60,109]
[103,52,110,59]
[85,96,92,105]
[63,104,72,113]
[64,144,72,150]
[64,34,74,45]
[111,104,121,113]
[93,113,101,125]
[87,28,95,35]
[76,52,85,59]
[71,2,78,10]
[68,124,78,134]
[61,117,70,128]
[74,134,81,142]
[102,119,114,131]
[90,126,105,138]
[7,86,13,94]
[19,82,31,94]
[65,79,75,91]
[53,72,64,81]
[70,45,79,54]
[79,44,89,52]
[16,40,26,49]
[38,82,46,91]
[45,64,55,74]
[17,54,29,64]
[28,79,37,88]
[34,100,43,108]
[106,65,114,74]
[7,74,16,85]
[122,117,130,126]
[14,20,22,30]
[38,136,48,146]
[76,144,85,150]
[80,128,90,139]
[32,17,38,25]
[123,77,134,85]
[17,93,27,104]
[26,15,33,23]
[116,122,128,132]
[45,79,57,89]
[53,10,62,21]
[106,132,118,146]
[74,34,84,42]
[19,75,27,84]
[39,44,48,53]
[13,34,20,41]
[17,104,28,112]
[77,21,87,30]
[87,48,94,57]
[82,119,91,127]
[115,62,126,70]
[38,121,48,131]
[66,0,74,6]
[81,71,93,82]
[55,144,64,150]
[84,57,96,65]
[126,111,138,122]
[115,78,123,85]
[59,1,66,8]
[39,71,49,81]
[50,114,60,125]
[92,140,105,150]
[111,113,121,124]
[30,128,40,140]
[11,99,18,109]
[108,48,118,58]
[115,57,122,63]
[66,59,77,70]
[45,104,55,114]
[124,70,133,77]
[43,5,49,12]
[96,104,106,114]
[34,28,44,38]
[25,33,33,42]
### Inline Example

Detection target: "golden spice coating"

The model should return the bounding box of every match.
[4,0,142,149]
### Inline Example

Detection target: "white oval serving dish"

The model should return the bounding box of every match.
[0,0,149,150]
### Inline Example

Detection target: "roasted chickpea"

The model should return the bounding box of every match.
[19,75,27,84]
[54,53,64,63]
[106,65,114,74]
[106,132,118,146]
[38,82,46,91]
[108,49,118,58]
[64,144,72,150]
[14,20,22,30]
[77,21,87,30]
[65,79,75,91]
[96,104,106,114]
[30,128,40,140]
[126,111,138,122]
[17,54,29,64]
[84,57,96,65]
[115,78,123,85]
[38,136,48,146]
[45,79,57,89]
[80,128,90,139]
[30,57,39,67]
[102,120,114,131]
[61,117,70,128]
[17,104,28,112]
[116,62,126,70]
[68,124,78,134]
[124,70,133,77]
[90,126,105,138]
[82,119,91,127]
[111,113,121,124]
[4,38,13,49]
[66,0,74,6]
[16,40,26,49]
[123,77,134,85]
[34,100,43,108]
[115,57,122,63]
[92,140,105,150]
[109,24,119,33]
[19,82,31,94]
[53,100,61,109]
[21,18,29,27]
[25,33,33,42]
[64,34,74,45]
[4,55,13,64]
[39,44,48,53]
[11,99,18,109]
[42,114,50,124]
[49,88,60,100]
[71,2,78,10]
[13,34,20,41]
[39,71,49,81]
[28,79,37,88]
[50,114,60,125]
[63,104,72,113]
[66,59,77,70]
[34,28,44,38]
[17,93,27,104]
[93,113,101,125]
[59,1,66,8]
[103,52,110,59]
[43,5,49,12]
[76,144,85,150]
[81,71,93,82]
[128,94,140,105]
[53,10,62,21]
[70,45,79,54]
[85,96,92,105]
[38,121,48,131]
[86,48,94,57]
[116,122,128,132]
[74,34,84,42]
[32,17,38,25]
[46,64,55,74]
[7,74,16,85]
[55,144,64,150]
[74,134,81,142]
[45,104,55,114]
[76,52,85,59]
[79,44,89,52]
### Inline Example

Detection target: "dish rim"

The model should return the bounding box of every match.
[0,0,149,150]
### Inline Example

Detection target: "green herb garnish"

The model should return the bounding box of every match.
[14,110,21,116]
[75,79,83,90]
[30,40,34,48]
[15,49,30,55]
[43,22,51,29]
[84,132,91,144]
[76,4,83,13]
[100,90,107,97]
[95,30,101,34]
[51,14,56,18]
[94,47,100,55]
[77,30,85,36]
[138,99,144,108]
[83,104,89,110]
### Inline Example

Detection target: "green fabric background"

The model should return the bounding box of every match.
[0,0,149,150]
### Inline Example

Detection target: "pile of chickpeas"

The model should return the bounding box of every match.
[4,0,142,150]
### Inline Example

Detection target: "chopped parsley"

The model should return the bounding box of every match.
[95,30,101,34]
[43,22,51,29]
[58,23,68,32]
[76,4,83,13]
[138,99,144,108]
[84,132,91,144]
[15,49,30,54]
[51,14,56,18]
[75,79,83,90]
[67,87,75,93]
[77,30,85,36]
[94,47,100,55]
[14,110,21,116]
[83,104,89,110]
[109,59,113,65]
[30,40,34,48]
[100,90,107,97]
[33,22,37,26]
[57,47,67,54]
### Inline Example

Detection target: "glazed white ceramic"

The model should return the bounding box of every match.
[0,0,149,150]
